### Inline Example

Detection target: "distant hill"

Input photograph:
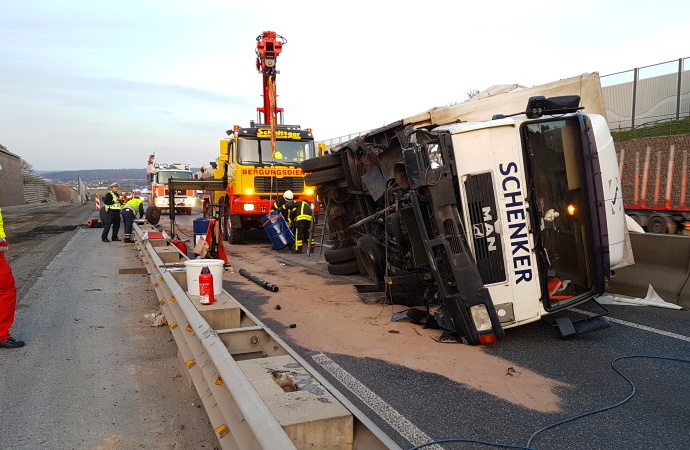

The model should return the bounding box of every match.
[40,168,201,184]
[40,168,146,183]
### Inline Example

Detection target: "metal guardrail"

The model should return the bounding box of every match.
[132,223,400,450]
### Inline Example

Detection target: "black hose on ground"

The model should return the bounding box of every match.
[238,269,279,292]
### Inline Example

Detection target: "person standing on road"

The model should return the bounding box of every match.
[121,194,145,243]
[101,182,123,242]
[285,198,313,253]
[0,206,25,349]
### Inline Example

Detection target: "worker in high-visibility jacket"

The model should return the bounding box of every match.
[0,206,25,349]
[101,182,123,242]
[121,194,145,243]
[285,199,313,253]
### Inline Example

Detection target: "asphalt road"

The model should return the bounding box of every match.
[7,204,686,450]
[165,212,690,450]
[0,203,217,449]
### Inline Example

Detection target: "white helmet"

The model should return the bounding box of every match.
[283,190,294,200]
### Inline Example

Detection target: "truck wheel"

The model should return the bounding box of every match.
[145,206,161,225]
[324,246,356,263]
[304,166,345,187]
[301,153,342,173]
[184,207,192,215]
[648,215,676,234]
[327,259,360,275]
[228,227,244,244]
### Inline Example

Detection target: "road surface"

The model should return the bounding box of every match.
[0,203,217,449]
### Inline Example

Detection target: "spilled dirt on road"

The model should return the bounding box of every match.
[225,244,570,414]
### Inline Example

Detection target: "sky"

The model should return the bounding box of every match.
[1,1,689,171]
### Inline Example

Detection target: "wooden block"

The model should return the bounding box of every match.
[189,291,241,330]
[118,267,148,274]
[237,355,353,450]
[155,246,182,263]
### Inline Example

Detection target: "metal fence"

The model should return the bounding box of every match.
[319,57,690,147]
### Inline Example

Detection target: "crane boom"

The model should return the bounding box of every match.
[255,31,287,125]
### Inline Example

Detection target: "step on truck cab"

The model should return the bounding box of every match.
[304,95,626,345]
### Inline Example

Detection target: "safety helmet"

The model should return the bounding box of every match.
[283,190,294,200]
[110,182,119,187]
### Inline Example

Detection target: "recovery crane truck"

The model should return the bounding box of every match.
[304,73,627,345]
[199,31,318,243]
[145,153,196,225]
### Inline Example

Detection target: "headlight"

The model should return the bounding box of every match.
[305,188,314,195]
[470,304,492,332]
[245,188,254,195]
[425,143,444,169]
[243,204,255,211]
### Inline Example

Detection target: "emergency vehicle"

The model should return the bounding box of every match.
[200,31,317,243]
[145,153,196,225]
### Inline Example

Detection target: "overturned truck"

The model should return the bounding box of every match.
[303,74,626,345]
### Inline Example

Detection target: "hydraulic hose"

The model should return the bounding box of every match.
[238,269,279,292]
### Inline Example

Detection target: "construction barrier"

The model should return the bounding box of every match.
[94,193,101,210]
[132,223,398,450]
[609,232,690,309]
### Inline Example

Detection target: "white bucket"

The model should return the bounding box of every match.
[184,259,225,296]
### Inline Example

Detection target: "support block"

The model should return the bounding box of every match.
[237,355,353,449]
[189,291,242,330]
[155,246,182,263]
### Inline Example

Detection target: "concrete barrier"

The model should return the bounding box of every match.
[608,232,690,308]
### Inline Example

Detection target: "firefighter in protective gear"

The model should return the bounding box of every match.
[0,206,25,348]
[121,194,145,243]
[270,190,293,223]
[285,199,313,253]
[102,182,123,242]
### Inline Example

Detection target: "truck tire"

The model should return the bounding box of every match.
[327,259,360,276]
[324,246,356,264]
[301,153,342,173]
[145,206,161,225]
[304,166,345,187]
[228,227,244,244]
[648,214,676,234]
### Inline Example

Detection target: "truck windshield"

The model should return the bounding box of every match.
[157,171,193,184]
[237,138,315,166]
[523,118,594,308]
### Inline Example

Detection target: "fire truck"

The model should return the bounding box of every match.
[145,153,196,225]
[200,31,318,243]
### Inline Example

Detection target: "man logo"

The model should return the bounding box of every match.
[474,206,497,251]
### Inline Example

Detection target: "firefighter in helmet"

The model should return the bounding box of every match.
[285,196,313,253]
[270,190,293,223]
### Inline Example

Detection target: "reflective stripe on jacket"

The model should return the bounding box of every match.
[104,191,122,211]
[122,198,144,216]
[294,201,312,222]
